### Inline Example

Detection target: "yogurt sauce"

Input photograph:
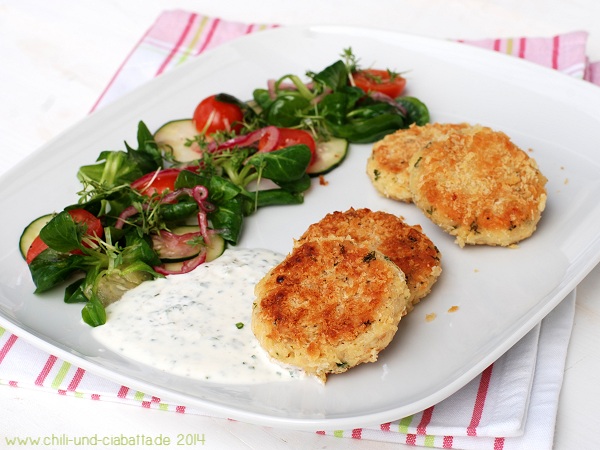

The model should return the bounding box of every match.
[92,248,306,384]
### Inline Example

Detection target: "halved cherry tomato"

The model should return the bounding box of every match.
[68,209,104,241]
[258,128,317,164]
[131,168,181,196]
[352,69,407,98]
[26,209,104,264]
[26,236,49,264]
[193,94,244,135]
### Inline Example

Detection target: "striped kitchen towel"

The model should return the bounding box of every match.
[459,32,590,79]
[90,12,278,112]
[2,9,596,449]
[91,11,600,112]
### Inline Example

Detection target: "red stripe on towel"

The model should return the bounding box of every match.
[89,21,154,112]
[443,435,454,448]
[156,12,197,76]
[0,334,18,364]
[67,367,85,391]
[195,18,221,55]
[467,364,494,436]
[552,34,560,69]
[117,385,129,398]
[417,406,435,435]
[35,355,58,386]
[518,37,527,58]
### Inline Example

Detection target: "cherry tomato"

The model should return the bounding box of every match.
[68,209,104,241]
[26,236,48,264]
[131,168,181,196]
[26,209,104,264]
[352,69,407,98]
[193,94,244,135]
[258,128,317,164]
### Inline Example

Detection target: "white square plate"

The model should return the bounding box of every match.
[1,26,600,430]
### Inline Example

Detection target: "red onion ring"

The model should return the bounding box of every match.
[368,91,408,116]
[206,126,279,154]
[153,248,208,275]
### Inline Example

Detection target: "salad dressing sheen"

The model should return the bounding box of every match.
[92,248,306,384]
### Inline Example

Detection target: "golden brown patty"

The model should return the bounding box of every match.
[297,208,441,307]
[367,122,473,202]
[409,127,548,247]
[252,237,411,382]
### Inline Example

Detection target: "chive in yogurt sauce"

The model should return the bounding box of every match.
[92,248,306,384]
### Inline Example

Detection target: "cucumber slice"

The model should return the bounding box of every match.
[205,234,226,262]
[19,213,55,259]
[307,137,349,176]
[171,225,202,234]
[154,119,202,163]
[167,226,226,262]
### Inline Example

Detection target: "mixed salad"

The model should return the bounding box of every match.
[19,48,430,327]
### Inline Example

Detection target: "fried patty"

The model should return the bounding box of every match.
[252,237,411,382]
[409,127,548,247]
[297,208,441,307]
[367,122,472,202]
